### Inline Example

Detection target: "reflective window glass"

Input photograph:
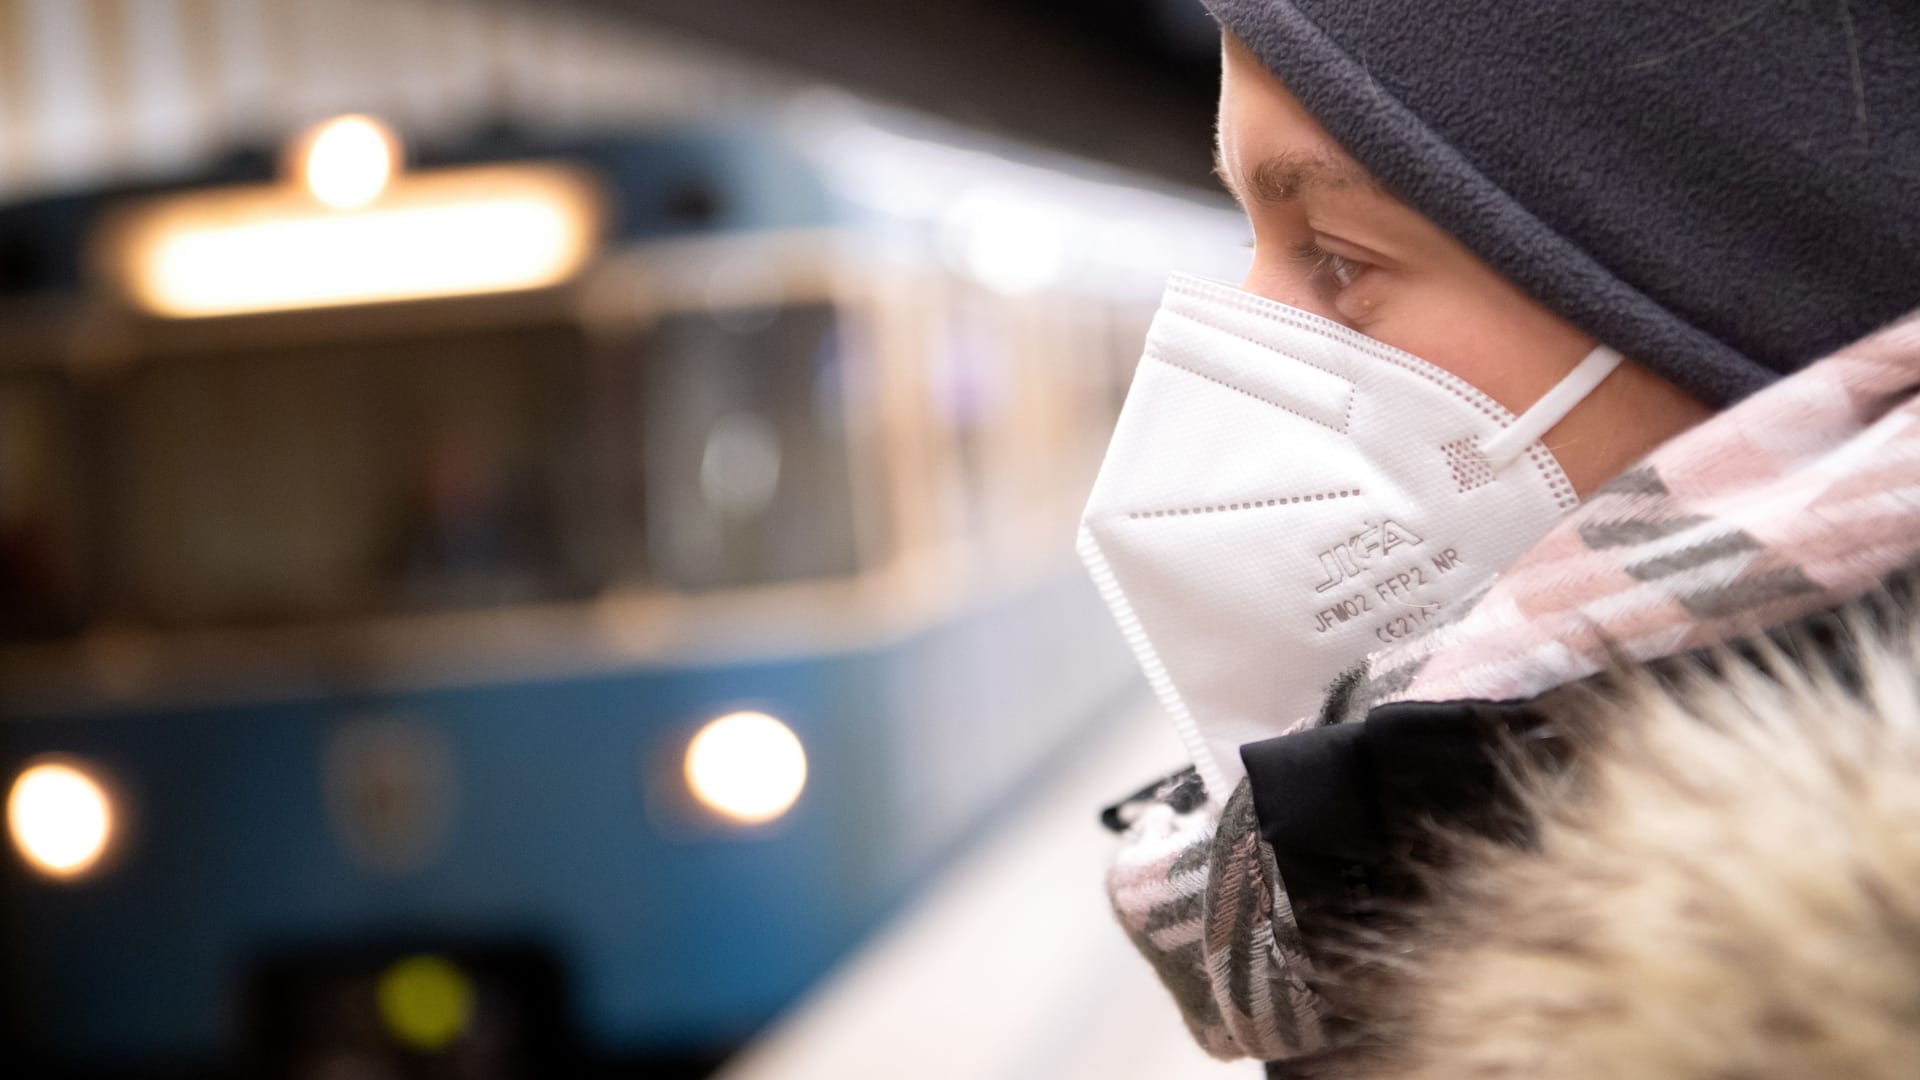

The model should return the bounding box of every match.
[112,326,604,623]
[636,302,872,590]
[0,371,89,639]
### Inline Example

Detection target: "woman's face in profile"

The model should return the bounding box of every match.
[1214,34,1709,496]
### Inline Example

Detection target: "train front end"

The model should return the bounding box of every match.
[0,112,1210,1074]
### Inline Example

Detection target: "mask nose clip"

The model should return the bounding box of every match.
[1478,346,1624,468]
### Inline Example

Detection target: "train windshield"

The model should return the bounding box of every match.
[635,302,869,591]
[1,369,90,639]
[112,323,607,625]
[0,296,880,640]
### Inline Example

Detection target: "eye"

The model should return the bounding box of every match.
[1289,240,1366,289]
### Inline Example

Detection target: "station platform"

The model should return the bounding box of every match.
[719,705,1252,1080]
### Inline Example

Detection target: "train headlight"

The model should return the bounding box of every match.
[7,758,115,881]
[684,712,807,825]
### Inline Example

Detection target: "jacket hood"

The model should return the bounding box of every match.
[1314,606,1920,1080]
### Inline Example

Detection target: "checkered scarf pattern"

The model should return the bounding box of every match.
[1106,308,1920,1063]
[1107,770,1327,1060]
[1371,309,1920,708]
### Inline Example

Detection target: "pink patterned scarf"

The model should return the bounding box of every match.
[1370,310,1920,709]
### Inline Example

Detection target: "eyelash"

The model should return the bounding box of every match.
[1289,240,1365,289]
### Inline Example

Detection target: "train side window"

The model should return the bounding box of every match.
[634,302,867,590]
[0,372,90,639]
[111,325,607,625]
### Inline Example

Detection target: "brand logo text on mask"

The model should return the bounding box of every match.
[1313,518,1424,592]
[1310,542,1464,636]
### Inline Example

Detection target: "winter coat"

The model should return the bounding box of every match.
[1264,575,1920,1080]
[1105,311,1920,1077]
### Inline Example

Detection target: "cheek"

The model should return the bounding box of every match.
[1329,276,1386,329]
[1361,279,1592,416]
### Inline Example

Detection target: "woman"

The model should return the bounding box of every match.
[1090,3,1920,1076]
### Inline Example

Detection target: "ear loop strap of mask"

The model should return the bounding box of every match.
[1479,345,1624,468]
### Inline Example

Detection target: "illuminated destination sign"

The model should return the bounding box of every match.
[100,116,604,318]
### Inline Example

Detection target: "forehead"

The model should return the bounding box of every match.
[1217,35,1370,191]
[1213,33,1351,160]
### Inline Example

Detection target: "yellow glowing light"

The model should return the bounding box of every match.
[144,198,577,314]
[376,954,474,1052]
[107,164,603,317]
[684,711,808,825]
[7,759,114,880]
[301,115,399,210]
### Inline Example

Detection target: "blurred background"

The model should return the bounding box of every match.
[0,1,1251,1076]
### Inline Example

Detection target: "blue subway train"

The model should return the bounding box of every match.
[0,107,1242,1074]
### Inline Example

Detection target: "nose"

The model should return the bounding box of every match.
[1239,260,1343,324]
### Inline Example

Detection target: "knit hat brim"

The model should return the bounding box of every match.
[1202,0,1920,408]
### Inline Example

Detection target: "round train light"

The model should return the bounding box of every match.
[7,759,114,880]
[301,115,398,210]
[377,954,474,1052]
[684,712,807,825]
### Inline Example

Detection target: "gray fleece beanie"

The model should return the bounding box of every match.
[1201,0,1920,408]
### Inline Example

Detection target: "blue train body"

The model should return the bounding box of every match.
[0,108,1219,1072]
[2,570,1138,1070]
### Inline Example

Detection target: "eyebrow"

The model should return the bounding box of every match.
[1214,145,1383,205]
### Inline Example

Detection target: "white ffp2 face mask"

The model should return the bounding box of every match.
[1079,274,1620,800]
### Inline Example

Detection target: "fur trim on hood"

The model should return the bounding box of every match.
[1311,610,1920,1080]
